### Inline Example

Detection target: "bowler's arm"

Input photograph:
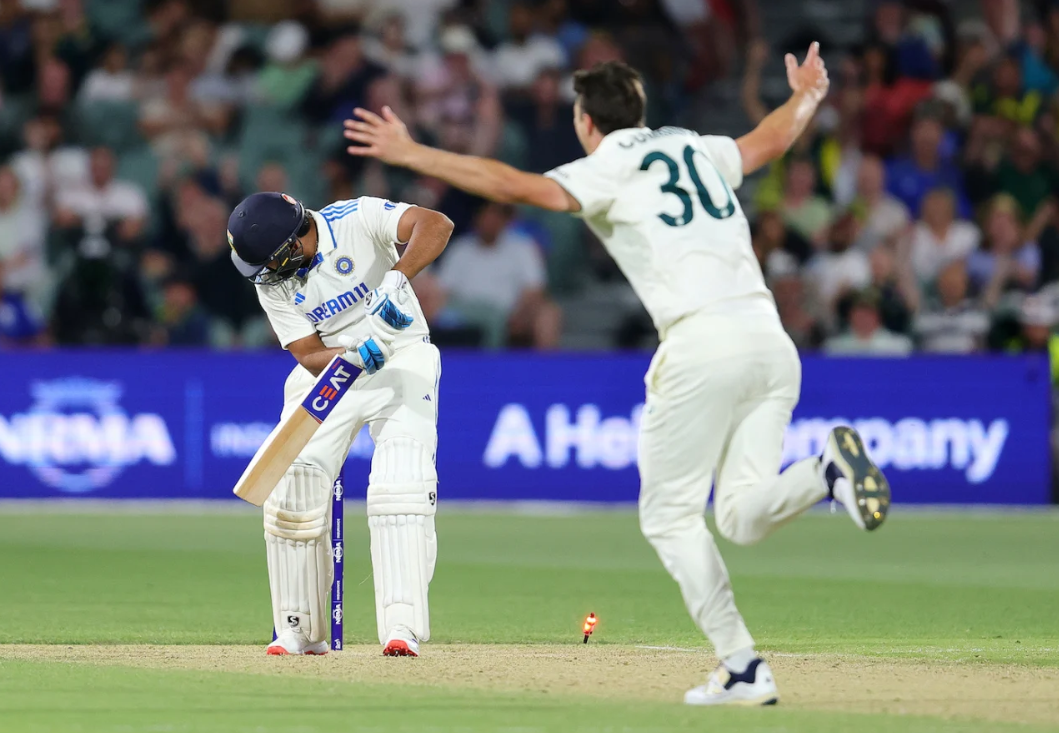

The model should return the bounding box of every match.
[735,42,830,176]
[344,107,580,213]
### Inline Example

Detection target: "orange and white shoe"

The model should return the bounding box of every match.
[382,627,419,657]
[267,629,329,656]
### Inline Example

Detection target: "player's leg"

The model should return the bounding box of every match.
[712,333,889,546]
[637,341,756,666]
[710,339,824,547]
[363,341,441,656]
[264,365,362,655]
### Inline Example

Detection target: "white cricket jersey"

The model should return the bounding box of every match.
[545,127,777,334]
[256,196,430,350]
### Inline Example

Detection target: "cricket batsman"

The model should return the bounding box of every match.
[343,44,890,703]
[227,191,453,657]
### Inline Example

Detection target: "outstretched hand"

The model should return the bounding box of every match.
[786,41,830,103]
[343,106,417,166]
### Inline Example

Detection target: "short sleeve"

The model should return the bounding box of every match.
[352,196,414,247]
[544,155,618,218]
[256,284,315,349]
[699,135,744,190]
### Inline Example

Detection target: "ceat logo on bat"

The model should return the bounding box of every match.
[301,359,357,423]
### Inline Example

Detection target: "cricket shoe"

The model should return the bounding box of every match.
[821,425,890,531]
[382,627,419,657]
[267,629,328,656]
[685,658,779,706]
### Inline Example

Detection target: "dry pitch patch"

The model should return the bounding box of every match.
[2,645,1057,726]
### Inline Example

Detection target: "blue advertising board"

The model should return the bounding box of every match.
[0,351,1051,504]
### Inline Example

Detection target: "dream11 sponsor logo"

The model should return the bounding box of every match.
[0,378,176,493]
[483,403,1010,483]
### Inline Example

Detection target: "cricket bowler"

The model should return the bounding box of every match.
[343,43,890,703]
[227,191,453,657]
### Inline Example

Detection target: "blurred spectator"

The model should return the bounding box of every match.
[415,26,493,135]
[508,68,582,173]
[78,44,136,103]
[886,116,969,217]
[824,289,913,356]
[967,126,1056,232]
[771,266,825,350]
[537,0,590,64]
[258,21,317,109]
[52,0,102,90]
[752,210,812,274]
[362,13,417,79]
[913,259,989,353]
[0,166,48,322]
[183,196,259,338]
[972,53,1041,126]
[36,56,73,117]
[54,146,148,247]
[780,158,832,245]
[11,115,88,214]
[970,195,1040,309]
[140,62,225,162]
[364,0,459,51]
[154,273,211,346]
[861,245,914,334]
[255,161,288,194]
[301,31,386,126]
[434,203,561,349]
[492,2,566,94]
[908,188,980,284]
[807,212,870,309]
[852,155,910,250]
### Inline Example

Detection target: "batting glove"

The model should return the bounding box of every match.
[337,324,394,375]
[365,270,414,342]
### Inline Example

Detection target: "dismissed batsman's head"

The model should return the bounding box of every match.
[227,191,313,285]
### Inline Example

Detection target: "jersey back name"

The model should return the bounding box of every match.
[546,127,775,332]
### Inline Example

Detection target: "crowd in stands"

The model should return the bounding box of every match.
[0,0,1056,357]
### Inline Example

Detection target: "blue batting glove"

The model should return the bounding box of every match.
[365,270,414,339]
[337,329,393,375]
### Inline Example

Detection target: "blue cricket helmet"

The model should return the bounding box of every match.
[227,192,310,283]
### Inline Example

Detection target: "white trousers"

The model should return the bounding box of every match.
[638,311,825,658]
[269,340,441,643]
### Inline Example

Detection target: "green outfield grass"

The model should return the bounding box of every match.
[1,506,1057,732]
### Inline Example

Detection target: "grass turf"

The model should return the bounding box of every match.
[0,507,1057,732]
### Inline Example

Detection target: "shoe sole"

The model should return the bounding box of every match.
[828,426,890,531]
[383,640,418,657]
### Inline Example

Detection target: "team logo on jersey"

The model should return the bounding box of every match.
[226,229,234,250]
[335,256,354,276]
[383,201,396,210]
[281,193,298,206]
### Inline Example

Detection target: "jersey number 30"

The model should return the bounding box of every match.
[639,145,736,227]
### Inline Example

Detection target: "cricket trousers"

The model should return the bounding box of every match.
[637,309,826,658]
[266,340,441,645]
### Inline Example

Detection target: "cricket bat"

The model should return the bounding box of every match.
[234,355,361,506]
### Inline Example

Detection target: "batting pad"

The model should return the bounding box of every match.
[367,437,437,643]
[264,463,333,644]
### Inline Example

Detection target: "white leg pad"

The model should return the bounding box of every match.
[367,436,437,644]
[264,463,333,644]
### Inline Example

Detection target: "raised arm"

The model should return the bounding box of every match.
[736,42,830,177]
[344,107,579,213]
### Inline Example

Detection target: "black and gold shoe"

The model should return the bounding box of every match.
[821,426,890,531]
